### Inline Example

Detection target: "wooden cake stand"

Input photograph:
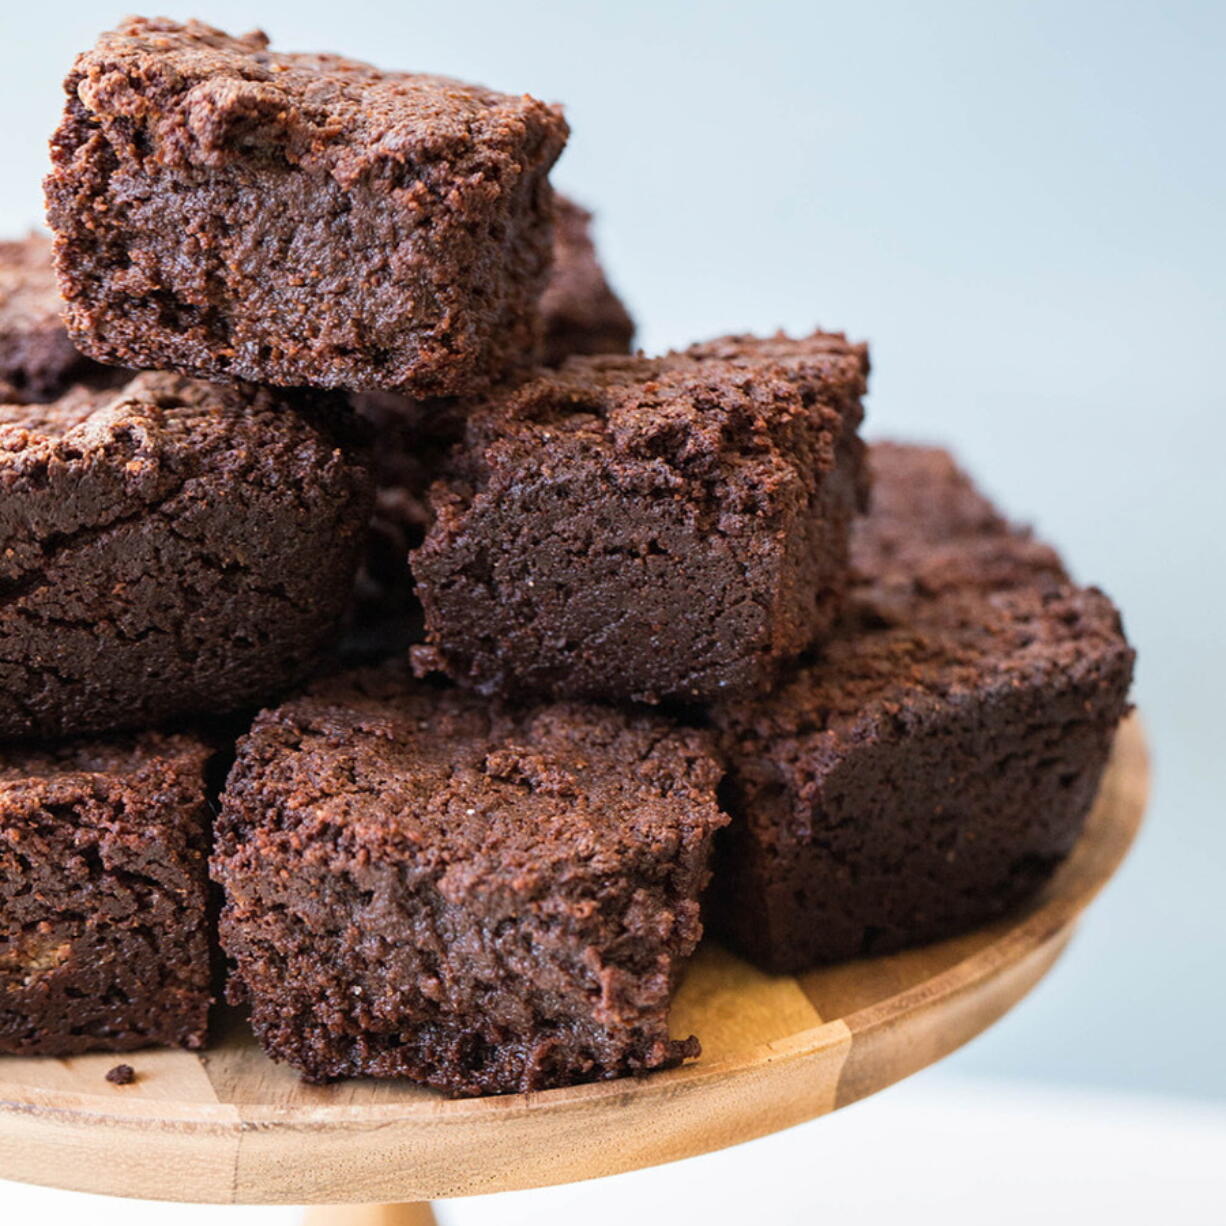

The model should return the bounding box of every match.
[0,716,1148,1224]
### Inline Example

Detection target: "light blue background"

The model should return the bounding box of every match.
[2,2,1222,1102]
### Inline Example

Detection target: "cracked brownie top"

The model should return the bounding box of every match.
[0,371,368,585]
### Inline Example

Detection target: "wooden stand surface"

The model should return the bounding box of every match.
[0,716,1148,1207]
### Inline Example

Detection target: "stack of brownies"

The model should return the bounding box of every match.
[0,18,1134,1096]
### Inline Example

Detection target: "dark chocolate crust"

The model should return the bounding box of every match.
[0,731,214,1054]
[411,331,869,703]
[45,18,568,398]
[0,232,121,402]
[708,443,1135,972]
[214,663,726,1096]
[541,197,635,365]
[0,371,373,738]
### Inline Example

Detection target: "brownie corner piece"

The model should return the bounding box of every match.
[45,17,568,397]
[213,664,727,1096]
[0,731,214,1055]
[411,330,869,704]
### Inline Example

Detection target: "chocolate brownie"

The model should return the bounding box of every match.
[213,664,727,1096]
[708,443,1135,971]
[541,197,635,364]
[45,18,568,398]
[0,731,213,1054]
[0,371,373,738]
[410,332,869,703]
[0,232,120,402]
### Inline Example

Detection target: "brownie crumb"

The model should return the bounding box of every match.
[105,1064,136,1085]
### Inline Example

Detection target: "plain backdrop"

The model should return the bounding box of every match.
[0,0,1222,1120]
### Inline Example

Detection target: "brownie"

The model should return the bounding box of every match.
[0,232,121,402]
[707,443,1135,972]
[0,730,213,1054]
[213,664,727,1096]
[410,331,869,704]
[541,197,635,365]
[45,18,568,398]
[0,371,373,739]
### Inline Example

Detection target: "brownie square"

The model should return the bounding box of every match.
[410,331,869,703]
[0,232,120,403]
[708,443,1135,972]
[0,371,373,738]
[213,664,727,1096]
[541,196,635,365]
[0,731,214,1054]
[45,18,568,398]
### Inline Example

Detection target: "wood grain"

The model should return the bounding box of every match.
[303,1204,438,1226]
[0,715,1148,1206]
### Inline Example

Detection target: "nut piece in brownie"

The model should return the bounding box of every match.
[0,372,373,739]
[0,731,213,1055]
[411,332,869,704]
[541,197,635,365]
[0,232,122,403]
[708,443,1135,972]
[213,664,727,1096]
[45,18,568,398]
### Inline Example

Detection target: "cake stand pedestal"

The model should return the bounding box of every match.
[0,717,1147,1221]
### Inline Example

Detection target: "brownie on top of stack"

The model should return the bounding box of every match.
[0,15,1132,1097]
